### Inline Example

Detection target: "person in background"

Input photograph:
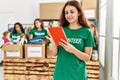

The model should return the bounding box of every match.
[10,22,25,44]
[46,1,94,80]
[2,31,12,44]
[90,24,98,50]
[27,26,33,34]
[29,18,48,41]
[25,26,33,41]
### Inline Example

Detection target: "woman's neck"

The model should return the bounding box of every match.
[37,27,42,30]
[17,31,22,33]
[69,23,81,29]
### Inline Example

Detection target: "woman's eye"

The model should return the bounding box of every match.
[65,12,68,14]
[70,11,74,13]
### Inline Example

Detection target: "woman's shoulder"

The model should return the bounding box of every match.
[10,32,16,35]
[30,28,37,32]
[42,28,47,32]
[62,26,68,29]
[10,32,21,36]
[82,27,92,33]
[31,28,36,30]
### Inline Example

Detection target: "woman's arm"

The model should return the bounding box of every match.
[59,39,92,61]
[71,47,92,61]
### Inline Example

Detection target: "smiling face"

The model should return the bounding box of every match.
[65,5,80,24]
[15,24,22,33]
[35,20,41,29]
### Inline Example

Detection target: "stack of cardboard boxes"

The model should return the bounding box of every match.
[2,44,99,80]
[2,43,53,80]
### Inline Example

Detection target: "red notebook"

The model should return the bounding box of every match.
[48,27,67,45]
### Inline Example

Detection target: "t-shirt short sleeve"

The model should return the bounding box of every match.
[10,33,12,39]
[45,29,48,36]
[85,30,95,47]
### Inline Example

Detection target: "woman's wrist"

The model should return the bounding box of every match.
[71,47,82,55]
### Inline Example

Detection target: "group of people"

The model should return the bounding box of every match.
[2,1,98,80]
[2,18,48,45]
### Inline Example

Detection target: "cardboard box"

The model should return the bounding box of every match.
[46,45,57,59]
[82,0,97,9]
[2,44,23,58]
[24,44,45,58]
[40,2,65,19]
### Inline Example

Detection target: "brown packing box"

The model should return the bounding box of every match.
[46,45,57,59]
[2,44,23,58]
[82,0,97,9]
[24,43,45,58]
[40,2,65,19]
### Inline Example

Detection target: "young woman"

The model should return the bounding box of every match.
[46,1,94,80]
[10,22,25,44]
[29,18,48,40]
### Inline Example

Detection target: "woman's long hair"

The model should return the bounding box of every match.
[60,1,90,28]
[34,18,44,29]
[91,24,98,45]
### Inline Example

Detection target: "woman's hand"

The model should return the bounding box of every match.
[59,39,75,53]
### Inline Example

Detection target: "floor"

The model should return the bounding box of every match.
[0,66,3,80]
[99,65,104,80]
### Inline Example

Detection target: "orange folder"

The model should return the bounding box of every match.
[48,27,67,45]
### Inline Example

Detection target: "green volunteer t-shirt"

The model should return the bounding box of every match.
[29,28,48,39]
[54,26,94,80]
[10,32,22,43]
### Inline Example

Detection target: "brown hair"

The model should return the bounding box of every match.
[27,26,33,33]
[34,18,44,29]
[2,31,10,39]
[60,1,90,28]
[90,24,98,45]
[13,22,25,33]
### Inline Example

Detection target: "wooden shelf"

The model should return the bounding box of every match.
[3,58,99,80]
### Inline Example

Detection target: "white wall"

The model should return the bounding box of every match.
[0,0,67,32]
[0,0,36,23]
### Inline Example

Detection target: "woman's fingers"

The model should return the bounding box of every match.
[60,39,68,45]
[59,41,67,48]
[59,39,69,48]
[45,36,50,40]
